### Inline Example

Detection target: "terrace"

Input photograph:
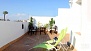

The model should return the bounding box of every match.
[0,1,81,50]
[2,30,76,51]
[1,0,91,51]
[0,17,78,51]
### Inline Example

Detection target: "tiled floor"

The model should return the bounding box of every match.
[3,32,75,51]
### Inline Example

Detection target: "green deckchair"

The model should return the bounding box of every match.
[43,27,67,44]
[33,28,67,51]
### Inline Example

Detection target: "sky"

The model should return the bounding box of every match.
[0,0,70,20]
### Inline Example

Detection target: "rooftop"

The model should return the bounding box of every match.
[3,32,76,51]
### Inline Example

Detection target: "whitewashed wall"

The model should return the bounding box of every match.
[71,0,82,32]
[69,0,82,51]
[68,0,91,51]
[56,8,71,33]
[30,15,71,33]
[80,0,91,51]
[29,16,56,29]
[57,0,82,51]
[57,6,82,33]
[30,16,55,25]
[0,21,28,48]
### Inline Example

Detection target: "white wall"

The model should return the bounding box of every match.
[69,0,82,51]
[57,8,71,33]
[57,0,82,33]
[57,0,82,51]
[70,0,91,51]
[79,0,91,51]
[71,0,82,32]
[30,16,55,25]
[0,21,28,48]
[29,16,56,29]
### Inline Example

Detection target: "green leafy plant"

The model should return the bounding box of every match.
[30,17,33,24]
[49,18,55,29]
[44,23,49,28]
[29,17,34,27]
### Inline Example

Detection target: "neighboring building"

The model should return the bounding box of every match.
[26,19,30,22]
[13,19,28,22]
[0,17,4,21]
[22,20,28,22]
[0,17,10,21]
[0,19,4,21]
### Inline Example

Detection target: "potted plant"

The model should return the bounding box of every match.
[30,17,33,26]
[49,18,55,34]
[44,23,49,32]
[29,17,34,30]
[49,18,55,33]
[37,21,41,28]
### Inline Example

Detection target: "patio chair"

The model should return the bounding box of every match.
[29,27,38,35]
[33,27,67,51]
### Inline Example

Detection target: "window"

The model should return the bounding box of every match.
[22,24,24,29]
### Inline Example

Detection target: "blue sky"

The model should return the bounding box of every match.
[0,0,70,20]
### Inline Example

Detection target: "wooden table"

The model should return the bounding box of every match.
[29,27,47,35]
[39,27,46,35]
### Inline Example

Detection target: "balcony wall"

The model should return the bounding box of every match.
[30,16,55,25]
[0,21,29,48]
[31,16,73,33]
[30,16,57,30]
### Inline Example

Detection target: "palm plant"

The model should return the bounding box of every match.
[3,11,8,21]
